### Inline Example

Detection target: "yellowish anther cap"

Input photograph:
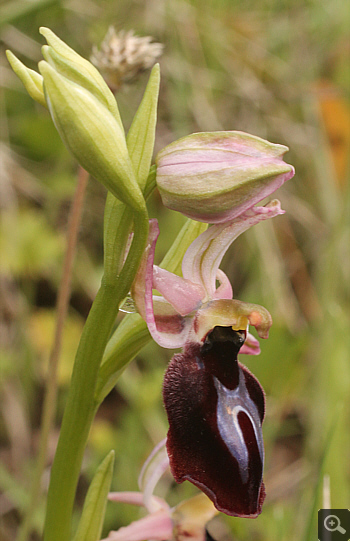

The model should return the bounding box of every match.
[232,315,249,331]
[194,299,272,342]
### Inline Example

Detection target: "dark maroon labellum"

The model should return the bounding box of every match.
[163,326,266,517]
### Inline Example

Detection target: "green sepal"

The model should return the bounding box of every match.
[39,27,123,129]
[127,64,160,190]
[6,50,46,108]
[72,451,115,541]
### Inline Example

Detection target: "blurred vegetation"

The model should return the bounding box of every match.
[0,0,349,540]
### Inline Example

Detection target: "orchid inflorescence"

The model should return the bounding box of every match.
[109,133,294,537]
[7,28,294,541]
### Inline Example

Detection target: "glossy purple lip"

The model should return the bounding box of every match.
[163,326,266,518]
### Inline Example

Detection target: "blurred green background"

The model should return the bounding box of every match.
[0,0,349,539]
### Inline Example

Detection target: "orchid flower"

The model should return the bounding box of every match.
[101,440,218,541]
[130,200,286,517]
[131,201,285,351]
[130,131,294,518]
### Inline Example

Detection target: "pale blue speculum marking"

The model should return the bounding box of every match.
[214,367,264,484]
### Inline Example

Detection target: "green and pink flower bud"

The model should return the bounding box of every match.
[156,131,294,223]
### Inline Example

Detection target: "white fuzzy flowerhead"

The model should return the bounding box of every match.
[91,27,163,90]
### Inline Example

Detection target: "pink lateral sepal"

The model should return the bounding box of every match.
[132,219,192,348]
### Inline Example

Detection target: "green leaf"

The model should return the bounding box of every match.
[103,192,133,280]
[72,451,115,541]
[103,66,160,281]
[127,64,160,190]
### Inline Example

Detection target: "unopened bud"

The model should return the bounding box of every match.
[40,27,122,127]
[156,131,295,223]
[39,61,144,211]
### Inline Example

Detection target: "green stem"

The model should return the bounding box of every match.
[95,313,150,403]
[43,207,148,541]
[17,167,88,541]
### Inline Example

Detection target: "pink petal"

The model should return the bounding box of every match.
[182,200,284,298]
[103,510,173,541]
[212,269,233,300]
[151,296,191,338]
[239,332,261,355]
[153,266,205,316]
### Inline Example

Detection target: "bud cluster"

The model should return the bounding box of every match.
[7,28,145,212]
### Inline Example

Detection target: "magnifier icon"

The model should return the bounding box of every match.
[324,514,346,534]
